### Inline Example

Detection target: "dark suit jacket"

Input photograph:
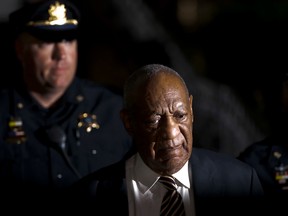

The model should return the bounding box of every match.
[68,148,264,216]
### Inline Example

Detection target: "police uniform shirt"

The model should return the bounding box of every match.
[0,77,133,194]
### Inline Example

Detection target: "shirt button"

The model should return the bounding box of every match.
[91,149,97,155]
[57,173,63,179]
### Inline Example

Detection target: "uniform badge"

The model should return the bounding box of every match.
[275,164,288,189]
[77,113,100,133]
[5,117,27,144]
[274,151,288,191]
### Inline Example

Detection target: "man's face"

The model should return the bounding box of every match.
[131,72,193,175]
[16,33,78,94]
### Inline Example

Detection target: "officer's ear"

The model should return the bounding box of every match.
[120,109,133,136]
[14,33,30,61]
[14,37,23,61]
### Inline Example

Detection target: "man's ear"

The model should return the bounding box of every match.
[189,95,194,123]
[120,109,133,135]
[14,39,23,61]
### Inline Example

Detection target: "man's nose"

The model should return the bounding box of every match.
[161,116,180,140]
[53,42,67,60]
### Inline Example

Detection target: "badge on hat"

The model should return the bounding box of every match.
[9,0,80,41]
[27,1,78,27]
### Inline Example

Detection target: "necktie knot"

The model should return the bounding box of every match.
[159,175,185,216]
[158,175,177,191]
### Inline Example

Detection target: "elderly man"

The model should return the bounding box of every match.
[69,64,264,216]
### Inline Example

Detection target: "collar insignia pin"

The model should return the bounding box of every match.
[77,113,100,133]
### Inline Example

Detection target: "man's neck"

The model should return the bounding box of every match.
[30,89,65,109]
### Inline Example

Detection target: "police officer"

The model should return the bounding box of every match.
[238,57,288,214]
[0,0,133,209]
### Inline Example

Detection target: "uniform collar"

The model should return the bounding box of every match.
[13,78,84,111]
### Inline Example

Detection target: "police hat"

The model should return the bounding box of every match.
[9,0,80,42]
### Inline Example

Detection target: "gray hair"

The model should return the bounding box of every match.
[123,64,188,111]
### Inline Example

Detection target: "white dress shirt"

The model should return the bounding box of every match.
[126,153,195,216]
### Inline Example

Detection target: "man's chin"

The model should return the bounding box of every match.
[158,148,183,161]
[158,157,186,175]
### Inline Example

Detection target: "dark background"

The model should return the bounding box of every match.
[2,0,288,156]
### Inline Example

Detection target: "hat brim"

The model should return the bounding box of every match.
[26,26,78,42]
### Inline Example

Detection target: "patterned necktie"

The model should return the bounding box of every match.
[158,175,185,216]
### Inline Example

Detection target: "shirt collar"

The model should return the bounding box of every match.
[134,153,190,194]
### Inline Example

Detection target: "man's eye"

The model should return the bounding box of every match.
[175,113,187,121]
[38,42,51,48]
[145,118,159,126]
